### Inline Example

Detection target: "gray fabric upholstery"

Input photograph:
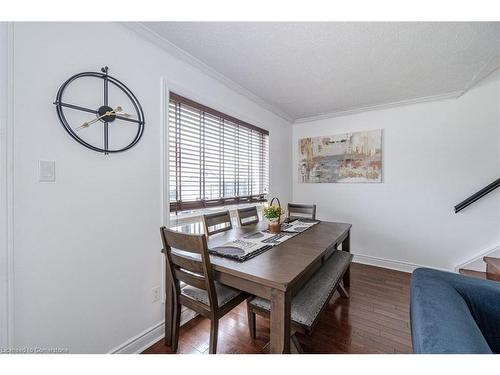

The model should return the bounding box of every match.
[181,281,242,307]
[250,250,352,328]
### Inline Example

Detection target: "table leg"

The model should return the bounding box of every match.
[270,288,291,354]
[342,230,351,288]
[164,274,173,347]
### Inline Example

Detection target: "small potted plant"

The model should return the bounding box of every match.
[263,198,284,234]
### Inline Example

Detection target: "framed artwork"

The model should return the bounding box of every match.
[298,129,382,183]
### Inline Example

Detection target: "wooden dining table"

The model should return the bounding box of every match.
[164,220,352,354]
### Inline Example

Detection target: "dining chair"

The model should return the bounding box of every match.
[202,210,233,236]
[160,227,249,354]
[287,203,317,221]
[237,206,260,226]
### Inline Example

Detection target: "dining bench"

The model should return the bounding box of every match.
[247,249,353,353]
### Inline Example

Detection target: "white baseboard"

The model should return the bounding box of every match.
[110,321,165,354]
[353,253,452,274]
[110,308,198,354]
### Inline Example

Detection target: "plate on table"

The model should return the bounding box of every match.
[210,246,246,256]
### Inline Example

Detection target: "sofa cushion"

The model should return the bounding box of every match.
[411,268,500,354]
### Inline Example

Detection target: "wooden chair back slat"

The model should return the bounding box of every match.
[160,226,218,308]
[161,228,207,254]
[237,206,259,226]
[288,203,317,220]
[208,214,231,226]
[174,268,208,290]
[203,210,233,236]
[170,252,204,274]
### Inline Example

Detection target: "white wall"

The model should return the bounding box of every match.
[0,22,11,349]
[293,70,500,272]
[11,22,292,353]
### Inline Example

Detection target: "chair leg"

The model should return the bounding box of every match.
[246,300,256,339]
[290,334,304,354]
[209,319,219,354]
[164,283,173,346]
[171,302,181,352]
[338,282,350,299]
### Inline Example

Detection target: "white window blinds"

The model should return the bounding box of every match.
[169,93,269,212]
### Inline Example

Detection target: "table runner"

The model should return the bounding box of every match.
[209,219,319,261]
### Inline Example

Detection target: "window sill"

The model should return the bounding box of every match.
[169,202,264,233]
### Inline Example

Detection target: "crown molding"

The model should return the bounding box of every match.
[293,90,463,124]
[457,54,500,98]
[119,22,294,123]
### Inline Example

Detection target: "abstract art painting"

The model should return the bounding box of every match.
[298,129,382,183]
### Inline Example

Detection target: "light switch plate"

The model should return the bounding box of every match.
[39,160,56,182]
[152,286,161,303]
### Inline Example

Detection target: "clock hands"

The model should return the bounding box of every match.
[75,112,112,131]
[111,106,135,118]
[114,106,133,118]
[74,106,134,131]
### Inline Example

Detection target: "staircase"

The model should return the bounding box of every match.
[454,179,500,281]
[459,257,500,281]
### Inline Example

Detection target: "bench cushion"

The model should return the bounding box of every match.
[182,281,242,307]
[249,250,352,329]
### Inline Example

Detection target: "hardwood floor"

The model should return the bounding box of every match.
[142,263,413,354]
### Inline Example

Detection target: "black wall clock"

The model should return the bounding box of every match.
[54,66,145,154]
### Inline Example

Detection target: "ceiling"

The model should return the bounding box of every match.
[137,22,500,122]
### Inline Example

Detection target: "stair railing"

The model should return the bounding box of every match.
[454,178,500,213]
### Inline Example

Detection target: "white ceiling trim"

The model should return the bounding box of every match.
[457,54,500,98]
[119,22,294,123]
[293,91,463,124]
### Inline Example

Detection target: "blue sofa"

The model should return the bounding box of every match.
[410,268,500,354]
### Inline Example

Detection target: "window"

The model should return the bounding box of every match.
[169,93,269,213]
